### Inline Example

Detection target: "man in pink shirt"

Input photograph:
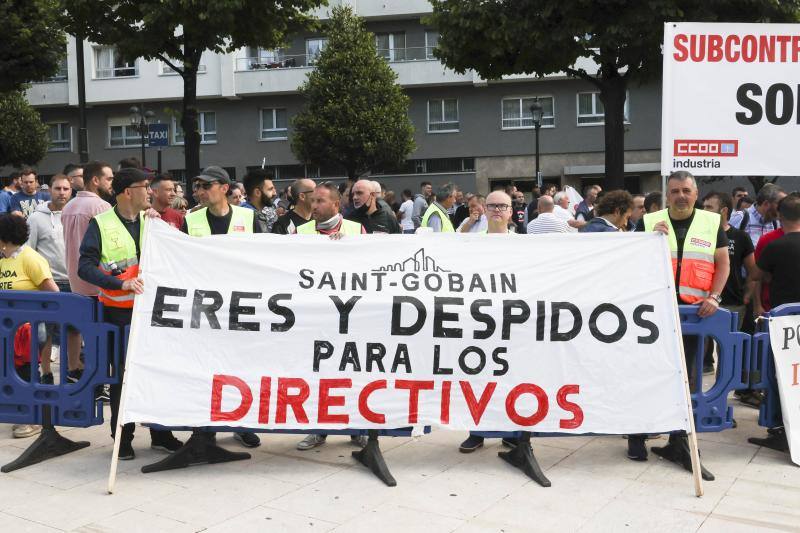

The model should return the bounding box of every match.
[61,161,113,384]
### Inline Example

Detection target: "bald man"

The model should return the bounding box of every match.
[526,195,571,234]
[346,179,400,233]
[271,178,316,234]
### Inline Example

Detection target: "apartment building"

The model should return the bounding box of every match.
[25,0,663,194]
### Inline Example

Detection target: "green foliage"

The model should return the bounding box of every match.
[291,6,415,179]
[0,0,66,92]
[428,0,799,188]
[63,0,325,179]
[0,91,49,167]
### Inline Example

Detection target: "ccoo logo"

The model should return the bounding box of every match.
[674,139,738,157]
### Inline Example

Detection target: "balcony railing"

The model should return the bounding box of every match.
[236,47,439,72]
[95,65,137,79]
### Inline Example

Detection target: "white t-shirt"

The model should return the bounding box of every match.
[553,205,578,232]
[398,199,414,231]
[457,214,488,233]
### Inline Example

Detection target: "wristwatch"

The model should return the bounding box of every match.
[709,293,722,304]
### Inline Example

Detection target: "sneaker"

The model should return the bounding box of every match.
[118,440,135,460]
[350,435,368,448]
[627,435,648,461]
[737,390,762,409]
[151,433,184,453]
[459,434,485,453]
[233,431,261,448]
[66,368,83,384]
[296,434,326,450]
[95,384,110,403]
[12,424,41,438]
[40,373,54,385]
[703,363,714,375]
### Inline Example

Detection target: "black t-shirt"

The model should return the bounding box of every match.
[722,226,754,305]
[513,204,526,233]
[452,203,470,228]
[180,207,263,235]
[346,202,401,234]
[271,210,310,234]
[757,232,800,308]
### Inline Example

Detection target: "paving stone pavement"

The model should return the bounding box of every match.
[0,401,798,532]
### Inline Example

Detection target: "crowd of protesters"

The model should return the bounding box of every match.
[0,160,798,465]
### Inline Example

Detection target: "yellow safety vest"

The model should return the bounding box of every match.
[644,208,720,304]
[296,219,363,235]
[420,203,455,233]
[185,205,254,236]
[95,209,145,309]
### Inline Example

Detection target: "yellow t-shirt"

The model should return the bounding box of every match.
[0,246,52,291]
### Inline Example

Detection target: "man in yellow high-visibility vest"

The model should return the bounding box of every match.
[630,171,729,479]
[420,183,456,232]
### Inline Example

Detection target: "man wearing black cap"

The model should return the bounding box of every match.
[180,166,262,448]
[78,167,183,460]
[181,166,261,236]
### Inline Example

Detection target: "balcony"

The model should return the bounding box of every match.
[26,79,69,107]
[233,47,473,94]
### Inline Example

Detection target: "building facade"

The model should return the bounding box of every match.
[25,0,663,194]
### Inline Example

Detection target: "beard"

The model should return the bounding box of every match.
[98,188,115,202]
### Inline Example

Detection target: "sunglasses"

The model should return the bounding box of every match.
[192,181,219,191]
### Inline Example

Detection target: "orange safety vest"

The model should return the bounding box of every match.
[644,208,720,304]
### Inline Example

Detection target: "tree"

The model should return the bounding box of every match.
[0,0,66,92]
[0,91,50,167]
[63,0,324,182]
[428,0,799,190]
[291,6,415,180]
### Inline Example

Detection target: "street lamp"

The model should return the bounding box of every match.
[530,98,543,188]
[129,105,155,168]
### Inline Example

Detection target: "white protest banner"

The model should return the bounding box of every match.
[768,315,800,466]
[120,221,692,434]
[661,22,800,176]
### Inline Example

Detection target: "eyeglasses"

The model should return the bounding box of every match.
[128,184,151,191]
[192,181,219,191]
[486,203,511,212]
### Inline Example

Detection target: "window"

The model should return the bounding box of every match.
[306,38,328,65]
[47,123,71,151]
[577,91,629,125]
[160,58,207,75]
[244,47,294,69]
[502,96,555,129]
[428,99,459,133]
[47,58,68,82]
[108,120,142,148]
[94,46,137,78]
[260,108,288,140]
[425,31,439,60]
[375,32,406,62]
[173,112,217,145]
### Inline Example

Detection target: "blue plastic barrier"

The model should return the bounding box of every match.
[751,303,800,429]
[0,291,119,427]
[0,291,120,472]
[679,305,750,432]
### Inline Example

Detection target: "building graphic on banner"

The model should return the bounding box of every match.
[373,248,450,273]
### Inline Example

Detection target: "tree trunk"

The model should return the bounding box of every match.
[747,176,778,193]
[181,70,199,184]
[599,75,627,191]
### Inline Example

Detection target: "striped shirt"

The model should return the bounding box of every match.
[526,212,571,234]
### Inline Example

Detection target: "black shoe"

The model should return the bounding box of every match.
[748,428,789,452]
[703,363,714,375]
[459,434,484,453]
[40,373,54,385]
[627,435,648,461]
[118,440,135,460]
[151,433,184,453]
[737,391,762,409]
[233,431,261,448]
[501,437,519,449]
[66,368,83,383]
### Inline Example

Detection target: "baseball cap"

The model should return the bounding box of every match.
[112,167,149,196]
[194,165,231,185]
